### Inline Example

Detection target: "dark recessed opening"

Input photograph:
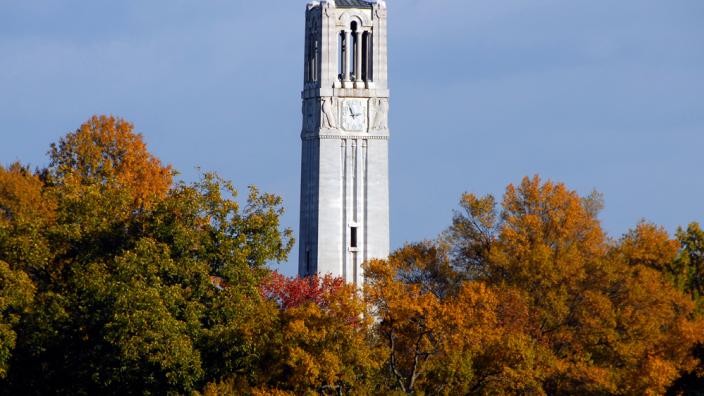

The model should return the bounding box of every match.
[350,227,358,248]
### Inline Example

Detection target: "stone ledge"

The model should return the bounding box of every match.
[301,133,389,141]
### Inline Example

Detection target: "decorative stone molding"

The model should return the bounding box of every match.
[321,97,338,129]
[370,97,388,130]
[301,133,388,141]
[337,11,372,28]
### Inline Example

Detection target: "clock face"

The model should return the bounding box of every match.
[341,99,367,132]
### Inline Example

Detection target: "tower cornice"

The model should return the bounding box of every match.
[302,88,390,100]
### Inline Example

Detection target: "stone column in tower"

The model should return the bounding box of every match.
[354,30,363,87]
[343,29,351,85]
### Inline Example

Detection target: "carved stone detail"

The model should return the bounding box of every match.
[370,98,388,130]
[375,6,387,18]
[321,97,337,129]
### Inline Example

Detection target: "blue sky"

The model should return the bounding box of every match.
[1,0,703,275]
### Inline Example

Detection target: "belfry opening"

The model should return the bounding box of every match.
[338,20,372,85]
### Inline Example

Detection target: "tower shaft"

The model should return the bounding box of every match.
[299,0,390,284]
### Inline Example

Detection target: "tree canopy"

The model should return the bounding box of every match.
[0,116,702,395]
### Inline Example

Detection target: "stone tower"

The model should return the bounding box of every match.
[299,0,390,285]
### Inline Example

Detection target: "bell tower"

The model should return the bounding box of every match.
[299,0,390,285]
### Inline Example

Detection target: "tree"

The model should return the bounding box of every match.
[275,283,379,394]
[0,164,55,283]
[619,222,681,273]
[260,272,346,310]
[675,223,704,307]
[48,115,173,209]
[446,176,704,394]
[444,194,498,281]
[364,251,444,394]
[365,244,550,395]
[0,163,55,225]
[0,117,295,395]
[3,115,704,395]
[0,261,34,379]
[256,273,380,394]
[666,223,704,395]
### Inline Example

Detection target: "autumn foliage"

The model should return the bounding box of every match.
[0,116,702,395]
[48,115,173,209]
[260,272,345,309]
[361,176,704,394]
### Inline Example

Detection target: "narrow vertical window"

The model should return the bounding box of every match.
[306,249,311,274]
[313,35,319,82]
[361,32,368,82]
[350,227,358,248]
[307,33,313,82]
[338,31,345,80]
[367,32,373,82]
[305,33,310,82]
[307,30,319,82]
[350,22,358,81]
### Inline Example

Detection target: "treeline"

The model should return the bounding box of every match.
[0,115,702,395]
